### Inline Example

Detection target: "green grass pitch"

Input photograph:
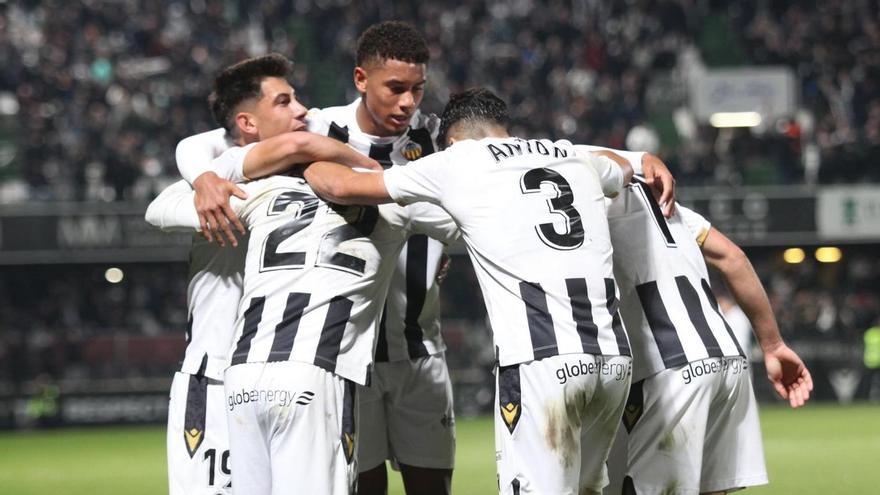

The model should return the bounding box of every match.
[0,404,877,494]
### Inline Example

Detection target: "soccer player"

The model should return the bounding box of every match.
[175,22,461,495]
[148,56,464,494]
[157,54,380,495]
[301,87,638,495]
[602,178,813,495]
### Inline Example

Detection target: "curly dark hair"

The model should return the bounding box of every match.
[437,87,510,149]
[208,53,292,133]
[356,21,429,67]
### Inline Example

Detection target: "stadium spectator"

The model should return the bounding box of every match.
[2,0,880,201]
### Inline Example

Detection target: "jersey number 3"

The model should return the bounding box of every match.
[520,167,584,250]
[261,191,379,275]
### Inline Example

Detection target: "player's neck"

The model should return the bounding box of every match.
[355,100,402,138]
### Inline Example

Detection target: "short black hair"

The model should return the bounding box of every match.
[209,53,292,133]
[437,88,509,149]
[356,21,429,67]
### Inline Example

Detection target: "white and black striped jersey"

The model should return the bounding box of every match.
[147,167,458,384]
[145,180,245,381]
[606,178,745,382]
[383,137,631,367]
[307,100,448,363]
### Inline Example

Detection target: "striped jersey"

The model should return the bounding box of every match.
[145,179,245,381]
[383,137,632,367]
[606,178,745,382]
[307,100,448,363]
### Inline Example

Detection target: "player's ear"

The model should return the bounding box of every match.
[235,112,257,137]
[354,67,368,94]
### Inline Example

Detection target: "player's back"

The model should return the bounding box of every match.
[389,137,630,366]
[228,176,416,384]
[606,178,744,382]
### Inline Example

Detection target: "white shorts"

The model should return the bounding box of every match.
[495,354,632,494]
[605,357,768,495]
[167,371,232,495]
[224,361,358,495]
[357,352,455,471]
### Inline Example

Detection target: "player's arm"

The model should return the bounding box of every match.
[700,227,813,408]
[176,128,248,246]
[240,131,382,180]
[587,150,633,197]
[577,145,676,216]
[144,180,203,232]
[301,161,392,205]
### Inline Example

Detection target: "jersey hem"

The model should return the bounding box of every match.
[700,474,769,493]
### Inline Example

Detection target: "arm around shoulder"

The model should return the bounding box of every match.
[145,180,202,232]
[302,161,392,205]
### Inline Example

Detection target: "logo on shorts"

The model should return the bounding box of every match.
[226,388,314,411]
[184,427,204,457]
[342,432,355,463]
[681,357,747,384]
[402,141,423,160]
[500,402,521,433]
[621,380,644,434]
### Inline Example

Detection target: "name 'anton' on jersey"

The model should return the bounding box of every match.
[384,137,632,367]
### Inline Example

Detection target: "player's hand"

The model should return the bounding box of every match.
[192,171,248,247]
[764,343,813,408]
[435,253,452,284]
[642,154,676,217]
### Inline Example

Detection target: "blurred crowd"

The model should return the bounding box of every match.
[0,0,879,203]
[0,264,188,391]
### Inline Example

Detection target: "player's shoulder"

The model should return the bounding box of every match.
[310,100,358,124]
[409,109,440,133]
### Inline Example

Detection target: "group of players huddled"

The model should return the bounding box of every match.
[145,21,813,495]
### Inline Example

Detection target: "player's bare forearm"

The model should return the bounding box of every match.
[302,161,392,206]
[701,227,783,352]
[242,132,381,179]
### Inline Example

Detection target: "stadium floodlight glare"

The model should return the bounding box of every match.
[815,247,842,263]
[709,112,763,128]
[105,267,124,283]
[783,248,806,264]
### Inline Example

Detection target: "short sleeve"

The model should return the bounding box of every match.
[677,204,712,246]
[176,128,233,183]
[145,180,200,231]
[573,151,625,198]
[404,202,460,245]
[211,143,258,183]
[574,144,646,175]
[382,152,448,206]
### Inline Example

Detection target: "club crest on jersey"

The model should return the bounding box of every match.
[402,141,423,160]
[184,427,204,457]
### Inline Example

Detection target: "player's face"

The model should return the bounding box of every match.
[252,76,308,140]
[355,58,426,137]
